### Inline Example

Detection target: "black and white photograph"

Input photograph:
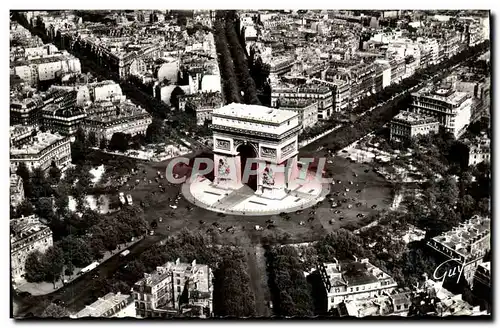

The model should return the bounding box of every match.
[8,8,492,320]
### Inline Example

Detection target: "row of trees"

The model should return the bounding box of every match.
[213,254,257,318]
[213,19,243,104]
[223,13,261,105]
[266,246,314,317]
[24,206,148,285]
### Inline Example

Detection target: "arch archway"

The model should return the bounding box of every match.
[237,144,258,191]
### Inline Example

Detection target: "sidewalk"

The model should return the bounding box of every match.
[14,238,142,296]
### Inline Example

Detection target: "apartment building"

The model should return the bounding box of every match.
[271,84,333,119]
[10,131,71,172]
[10,88,68,126]
[334,61,377,104]
[268,56,296,77]
[10,124,37,148]
[132,259,213,318]
[278,98,319,131]
[427,215,490,285]
[72,293,133,318]
[178,92,223,125]
[41,90,87,135]
[82,104,152,141]
[91,80,125,103]
[11,215,53,282]
[337,288,412,317]
[10,174,25,208]
[316,76,351,112]
[318,257,398,311]
[463,133,490,166]
[12,51,81,85]
[410,84,472,139]
[10,97,44,126]
[390,111,440,141]
[473,261,490,289]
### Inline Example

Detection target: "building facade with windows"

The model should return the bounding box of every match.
[271,85,333,120]
[12,51,81,85]
[82,103,152,141]
[41,90,87,135]
[464,133,490,166]
[10,124,37,148]
[11,215,53,282]
[278,98,319,131]
[10,174,25,208]
[410,84,472,139]
[390,111,440,141]
[178,92,223,125]
[427,215,490,285]
[72,293,133,318]
[10,131,71,172]
[132,259,213,318]
[318,257,398,311]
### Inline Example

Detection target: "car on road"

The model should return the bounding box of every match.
[339,217,344,221]
[356,189,362,193]
[329,219,335,224]
[295,210,303,214]
[126,194,133,205]
[371,205,378,209]
[364,169,369,173]
[266,219,275,224]
[334,210,342,214]
[199,220,205,225]
[118,192,126,205]
[357,213,365,218]
[347,204,352,209]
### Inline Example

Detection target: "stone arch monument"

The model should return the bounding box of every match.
[211,103,300,200]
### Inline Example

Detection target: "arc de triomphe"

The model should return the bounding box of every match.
[210,103,301,200]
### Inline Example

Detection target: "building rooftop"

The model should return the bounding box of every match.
[430,215,490,258]
[134,259,212,300]
[10,131,66,156]
[213,103,298,124]
[180,92,223,110]
[73,293,132,318]
[10,124,35,140]
[278,97,318,109]
[392,111,439,125]
[479,261,490,272]
[413,84,470,106]
[10,215,50,244]
[322,258,396,289]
